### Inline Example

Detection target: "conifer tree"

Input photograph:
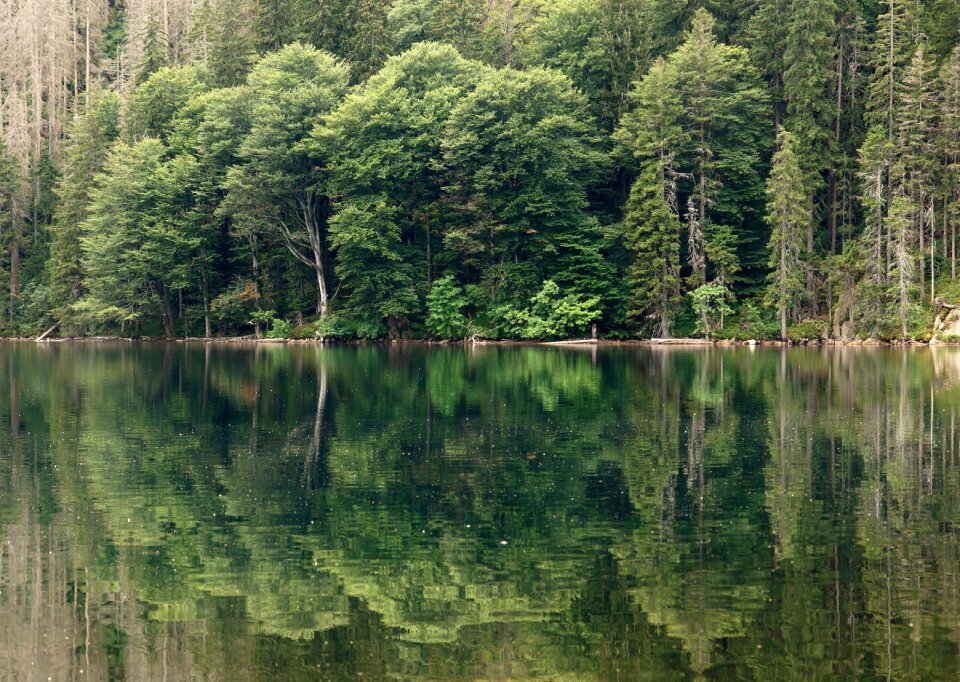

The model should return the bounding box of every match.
[865,0,914,139]
[48,93,121,328]
[670,9,769,285]
[764,128,809,339]
[623,163,681,337]
[855,127,892,333]
[939,46,960,282]
[137,11,171,83]
[895,43,936,300]
[888,194,917,339]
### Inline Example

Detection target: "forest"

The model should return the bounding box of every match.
[1,0,959,341]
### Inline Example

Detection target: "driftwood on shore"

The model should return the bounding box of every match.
[35,322,60,341]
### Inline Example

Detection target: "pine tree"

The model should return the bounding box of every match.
[895,43,936,301]
[48,92,121,328]
[764,128,809,339]
[137,11,170,83]
[855,127,892,333]
[783,0,837,180]
[206,0,257,87]
[939,46,960,282]
[255,0,296,52]
[888,194,917,339]
[624,163,681,337]
[865,0,914,139]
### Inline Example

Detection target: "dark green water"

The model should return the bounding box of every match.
[2,344,960,680]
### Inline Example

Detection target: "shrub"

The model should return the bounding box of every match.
[497,280,600,340]
[426,275,470,339]
[787,318,828,342]
[688,283,733,339]
[266,318,295,339]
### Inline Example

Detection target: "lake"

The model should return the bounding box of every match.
[1,343,959,680]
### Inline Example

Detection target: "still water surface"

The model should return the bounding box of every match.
[1,343,960,680]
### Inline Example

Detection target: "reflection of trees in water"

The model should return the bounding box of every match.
[4,346,960,677]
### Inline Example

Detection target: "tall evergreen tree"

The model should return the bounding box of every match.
[938,46,960,282]
[48,93,121,329]
[764,128,810,339]
[895,42,936,301]
[137,11,171,83]
[665,9,770,286]
[623,163,682,337]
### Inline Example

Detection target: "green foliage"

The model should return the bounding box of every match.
[223,43,351,318]
[764,128,810,338]
[17,0,960,341]
[127,65,208,141]
[80,138,204,335]
[267,317,295,339]
[442,66,611,307]
[311,313,354,340]
[623,163,681,338]
[49,93,122,329]
[211,280,260,331]
[688,282,733,338]
[787,318,829,341]
[320,43,484,333]
[730,300,779,341]
[498,280,600,340]
[425,275,469,339]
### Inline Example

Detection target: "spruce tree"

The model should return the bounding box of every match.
[623,163,681,337]
[895,43,936,300]
[137,11,170,84]
[48,92,121,329]
[764,128,809,339]
[855,127,892,333]
[939,46,960,282]
[888,194,917,339]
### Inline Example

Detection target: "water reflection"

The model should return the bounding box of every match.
[2,344,960,679]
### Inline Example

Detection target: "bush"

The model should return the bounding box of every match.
[688,283,733,339]
[787,318,828,342]
[426,275,470,339]
[313,314,354,340]
[266,318,295,339]
[497,280,600,340]
[211,280,259,332]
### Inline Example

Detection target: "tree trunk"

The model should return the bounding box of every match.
[9,233,18,325]
[202,275,212,338]
[160,283,175,337]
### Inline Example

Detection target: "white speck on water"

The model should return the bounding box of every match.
[500,540,508,545]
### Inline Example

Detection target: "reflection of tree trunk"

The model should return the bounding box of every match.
[202,274,211,338]
[250,348,260,456]
[9,356,18,439]
[305,356,328,487]
[202,343,210,417]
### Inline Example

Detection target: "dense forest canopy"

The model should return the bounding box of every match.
[1,0,960,340]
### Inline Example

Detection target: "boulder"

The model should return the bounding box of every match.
[935,307,960,337]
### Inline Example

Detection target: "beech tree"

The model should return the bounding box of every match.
[442,66,611,309]
[222,43,350,318]
[319,43,485,335]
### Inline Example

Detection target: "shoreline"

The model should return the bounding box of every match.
[0,335,951,347]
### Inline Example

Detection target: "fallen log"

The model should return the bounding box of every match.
[36,321,60,341]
